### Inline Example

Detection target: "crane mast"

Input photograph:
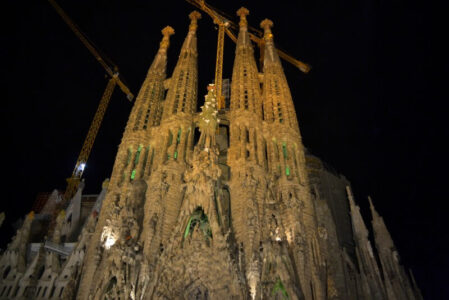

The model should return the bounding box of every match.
[64,76,117,200]
[47,0,134,201]
[214,20,228,110]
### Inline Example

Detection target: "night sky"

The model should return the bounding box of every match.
[2,0,445,298]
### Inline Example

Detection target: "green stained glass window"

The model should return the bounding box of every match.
[142,146,150,168]
[174,151,178,159]
[134,145,143,166]
[286,166,290,176]
[177,128,182,143]
[184,217,193,238]
[130,169,136,180]
[282,142,288,159]
[272,278,289,299]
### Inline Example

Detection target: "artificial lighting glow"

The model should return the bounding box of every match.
[247,267,258,300]
[79,163,86,171]
[104,236,116,249]
[101,226,117,250]
[285,230,292,244]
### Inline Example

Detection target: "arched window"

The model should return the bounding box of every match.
[183,207,212,244]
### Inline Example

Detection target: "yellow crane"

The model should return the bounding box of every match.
[186,0,311,99]
[213,18,229,110]
[47,0,134,202]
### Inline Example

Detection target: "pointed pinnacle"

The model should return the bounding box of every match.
[162,26,175,37]
[237,7,249,27]
[260,19,274,41]
[260,19,273,30]
[27,211,35,220]
[189,11,202,32]
[346,186,356,207]
[368,195,374,209]
[368,196,380,219]
[160,26,175,49]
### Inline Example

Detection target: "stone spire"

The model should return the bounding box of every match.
[368,196,395,250]
[260,19,299,131]
[162,11,201,119]
[369,196,420,300]
[346,186,386,300]
[347,186,369,240]
[228,7,265,279]
[127,26,174,131]
[230,7,262,117]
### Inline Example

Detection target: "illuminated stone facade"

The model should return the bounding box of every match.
[0,8,422,300]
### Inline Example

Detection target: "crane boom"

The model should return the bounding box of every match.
[186,0,311,73]
[47,0,134,100]
[47,0,135,201]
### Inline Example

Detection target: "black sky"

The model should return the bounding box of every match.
[2,0,446,298]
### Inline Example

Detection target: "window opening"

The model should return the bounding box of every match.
[125,148,132,167]
[183,207,212,244]
[272,278,289,299]
[282,142,288,159]
[59,287,64,297]
[141,146,150,178]
[134,145,143,167]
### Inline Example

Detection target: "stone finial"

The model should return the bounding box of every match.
[160,26,175,49]
[237,7,249,27]
[102,178,110,189]
[189,11,202,32]
[27,211,35,220]
[58,209,66,219]
[368,196,374,210]
[368,196,381,220]
[345,186,355,207]
[260,19,274,41]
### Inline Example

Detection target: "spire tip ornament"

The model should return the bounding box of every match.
[260,18,274,40]
[260,18,273,30]
[160,26,175,49]
[161,26,175,37]
[237,7,249,27]
[189,10,202,31]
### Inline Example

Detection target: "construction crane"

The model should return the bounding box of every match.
[214,18,229,110]
[47,0,134,202]
[185,0,311,75]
